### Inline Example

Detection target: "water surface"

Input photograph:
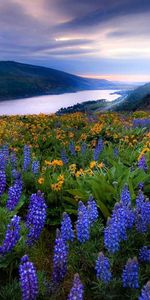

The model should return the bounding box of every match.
[0,89,120,115]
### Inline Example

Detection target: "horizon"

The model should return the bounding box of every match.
[0,0,150,82]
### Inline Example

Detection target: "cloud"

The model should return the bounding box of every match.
[0,0,150,80]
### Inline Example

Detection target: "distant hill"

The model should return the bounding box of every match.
[0,61,119,101]
[114,82,150,111]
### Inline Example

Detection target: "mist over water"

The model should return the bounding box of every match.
[0,90,120,115]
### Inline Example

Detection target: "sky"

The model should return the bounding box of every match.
[1,0,150,82]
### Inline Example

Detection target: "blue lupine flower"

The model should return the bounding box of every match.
[0,152,6,170]
[95,252,112,284]
[26,191,47,246]
[32,160,40,175]
[61,149,69,164]
[69,142,76,156]
[81,143,87,155]
[10,151,17,169]
[87,196,98,225]
[104,201,134,253]
[0,170,6,197]
[138,155,148,171]
[0,215,20,255]
[139,246,150,263]
[139,281,150,300]
[68,274,84,300]
[19,255,38,300]
[93,138,103,161]
[23,145,31,171]
[135,192,150,233]
[122,257,139,289]
[138,182,144,190]
[114,148,119,157]
[12,169,21,180]
[104,217,120,253]
[61,212,74,242]
[133,118,150,128]
[6,177,22,211]
[52,229,68,283]
[121,185,131,206]
[76,201,90,243]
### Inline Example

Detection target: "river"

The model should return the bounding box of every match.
[0,89,121,115]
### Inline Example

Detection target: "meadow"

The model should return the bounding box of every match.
[0,111,150,300]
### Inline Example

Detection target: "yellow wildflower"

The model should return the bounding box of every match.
[90,161,96,169]
[38,177,44,184]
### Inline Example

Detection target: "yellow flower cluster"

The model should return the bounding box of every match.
[45,159,63,167]
[51,174,65,191]
[90,122,103,135]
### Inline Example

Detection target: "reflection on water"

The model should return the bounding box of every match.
[0,89,120,115]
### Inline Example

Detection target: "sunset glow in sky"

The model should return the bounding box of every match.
[1,0,150,82]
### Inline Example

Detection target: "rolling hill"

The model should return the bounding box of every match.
[0,61,118,101]
[114,82,150,111]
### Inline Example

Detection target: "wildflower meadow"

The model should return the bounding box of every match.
[0,111,150,300]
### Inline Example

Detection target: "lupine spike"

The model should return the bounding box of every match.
[6,177,22,211]
[76,201,90,243]
[0,170,6,197]
[135,192,150,233]
[93,138,103,161]
[87,196,98,225]
[61,212,74,242]
[69,142,76,156]
[61,149,69,164]
[138,155,148,171]
[68,274,84,300]
[52,229,68,283]
[139,281,150,300]
[0,215,20,255]
[139,246,150,263]
[19,255,38,300]
[23,145,31,171]
[95,252,112,283]
[32,160,40,175]
[121,185,131,206]
[26,191,47,246]
[81,143,87,155]
[122,257,139,289]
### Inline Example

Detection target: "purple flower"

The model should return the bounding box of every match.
[95,252,112,284]
[6,178,22,211]
[122,257,139,289]
[87,196,98,225]
[76,201,90,243]
[135,192,150,233]
[69,142,76,156]
[93,138,103,161]
[10,151,17,168]
[0,215,20,255]
[139,246,150,263]
[121,185,131,206]
[32,160,40,175]
[52,229,68,283]
[139,281,150,300]
[81,143,87,155]
[23,145,31,171]
[19,255,38,300]
[61,149,69,164]
[114,148,119,157]
[26,191,47,246]
[0,170,6,197]
[68,274,84,300]
[138,155,148,171]
[104,202,133,253]
[61,212,74,242]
